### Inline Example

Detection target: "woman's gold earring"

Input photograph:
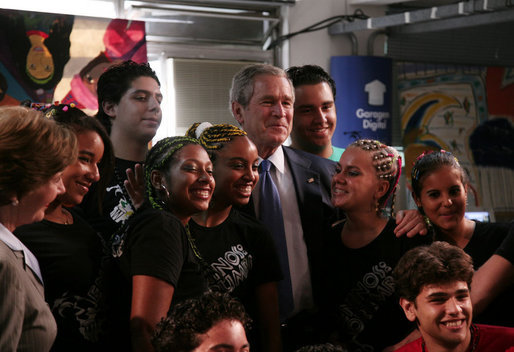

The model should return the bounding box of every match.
[11,199,19,206]
[423,215,432,228]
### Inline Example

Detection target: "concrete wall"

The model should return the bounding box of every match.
[287,0,388,71]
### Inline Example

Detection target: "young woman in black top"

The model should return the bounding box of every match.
[116,136,214,352]
[186,122,282,352]
[15,104,114,351]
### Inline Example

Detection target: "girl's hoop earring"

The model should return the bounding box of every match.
[159,184,171,208]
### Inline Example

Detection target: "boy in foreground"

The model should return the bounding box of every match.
[393,241,514,352]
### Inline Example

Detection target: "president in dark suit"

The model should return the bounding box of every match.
[230,64,338,349]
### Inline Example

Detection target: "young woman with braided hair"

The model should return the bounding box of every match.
[320,139,431,352]
[185,122,282,352]
[114,136,214,352]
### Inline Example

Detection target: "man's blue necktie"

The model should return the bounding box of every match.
[259,159,294,321]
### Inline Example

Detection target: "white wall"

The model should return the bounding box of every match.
[287,1,413,210]
[288,0,388,71]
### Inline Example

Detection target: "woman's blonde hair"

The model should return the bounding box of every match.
[0,106,77,205]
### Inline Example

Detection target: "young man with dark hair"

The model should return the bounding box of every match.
[393,241,514,352]
[81,60,162,245]
[286,65,343,161]
[152,291,251,352]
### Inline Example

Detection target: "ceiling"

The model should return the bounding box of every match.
[121,0,294,57]
[330,0,514,65]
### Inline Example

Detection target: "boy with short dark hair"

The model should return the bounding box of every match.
[81,60,162,246]
[393,241,514,352]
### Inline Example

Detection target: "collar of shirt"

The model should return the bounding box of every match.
[259,145,285,175]
[0,222,43,284]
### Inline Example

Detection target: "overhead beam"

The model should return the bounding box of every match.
[329,0,513,34]
[391,6,514,34]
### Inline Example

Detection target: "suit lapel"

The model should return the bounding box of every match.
[12,249,45,292]
[283,147,324,244]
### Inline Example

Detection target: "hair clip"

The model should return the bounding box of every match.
[195,122,213,139]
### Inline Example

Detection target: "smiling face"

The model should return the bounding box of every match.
[233,74,294,159]
[400,281,472,351]
[193,319,250,352]
[212,136,259,208]
[291,82,336,155]
[59,130,104,207]
[331,147,387,213]
[17,172,65,227]
[108,76,162,144]
[414,165,467,233]
[165,144,215,223]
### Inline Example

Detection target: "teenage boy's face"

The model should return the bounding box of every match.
[292,82,336,150]
[110,76,163,143]
[400,281,472,351]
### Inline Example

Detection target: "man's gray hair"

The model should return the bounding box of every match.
[229,64,292,113]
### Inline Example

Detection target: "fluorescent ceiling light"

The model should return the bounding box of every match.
[126,1,250,15]
[1,0,117,18]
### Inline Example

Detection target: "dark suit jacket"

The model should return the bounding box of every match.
[240,146,340,305]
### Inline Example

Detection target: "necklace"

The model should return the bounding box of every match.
[184,224,226,291]
[61,209,71,225]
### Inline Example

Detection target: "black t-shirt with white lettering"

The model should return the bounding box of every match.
[79,158,137,246]
[322,218,431,352]
[188,208,282,318]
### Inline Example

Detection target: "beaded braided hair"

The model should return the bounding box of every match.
[109,136,202,257]
[144,136,202,210]
[349,139,402,216]
[411,150,467,200]
[185,122,247,161]
[184,122,250,290]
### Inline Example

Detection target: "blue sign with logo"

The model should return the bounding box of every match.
[330,56,392,148]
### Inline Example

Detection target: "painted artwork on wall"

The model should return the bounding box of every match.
[399,63,514,214]
[0,9,147,114]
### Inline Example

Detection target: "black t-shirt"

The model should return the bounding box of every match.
[458,221,511,269]
[189,208,282,317]
[109,205,207,351]
[117,205,206,305]
[79,158,138,247]
[495,221,514,263]
[322,218,431,352]
[15,209,107,351]
[461,221,514,327]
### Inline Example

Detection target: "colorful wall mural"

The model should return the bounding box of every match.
[399,63,514,216]
[0,9,147,114]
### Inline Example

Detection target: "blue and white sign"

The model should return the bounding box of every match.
[330,56,393,148]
